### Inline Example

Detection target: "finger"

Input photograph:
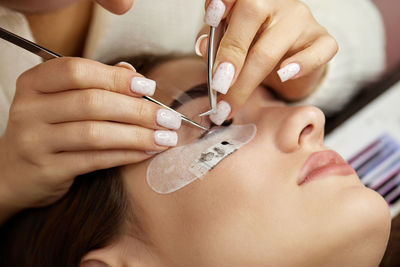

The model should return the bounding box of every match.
[277,35,338,82]
[204,0,236,27]
[56,150,152,177]
[50,121,178,152]
[220,22,297,113]
[19,57,156,97]
[41,89,181,130]
[211,0,269,95]
[95,0,134,15]
[115,61,136,72]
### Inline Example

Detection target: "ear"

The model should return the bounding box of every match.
[80,235,160,267]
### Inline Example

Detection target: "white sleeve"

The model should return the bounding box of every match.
[294,0,385,116]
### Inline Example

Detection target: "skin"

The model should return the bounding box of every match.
[0,0,337,223]
[82,57,391,267]
[200,0,338,117]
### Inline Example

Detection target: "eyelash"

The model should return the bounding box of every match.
[198,118,234,139]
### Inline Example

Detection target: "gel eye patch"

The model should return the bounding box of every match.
[146,124,257,194]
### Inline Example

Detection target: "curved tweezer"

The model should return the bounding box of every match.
[0,26,208,132]
[199,22,225,117]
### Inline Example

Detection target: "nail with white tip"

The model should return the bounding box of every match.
[205,0,226,27]
[195,34,208,57]
[277,63,301,83]
[210,101,231,125]
[211,62,235,94]
[130,77,156,96]
[154,130,178,147]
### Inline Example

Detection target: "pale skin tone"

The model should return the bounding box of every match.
[82,57,391,267]
[0,0,342,223]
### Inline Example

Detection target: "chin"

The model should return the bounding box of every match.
[336,186,391,266]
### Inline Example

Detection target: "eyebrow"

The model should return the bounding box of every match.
[169,83,209,109]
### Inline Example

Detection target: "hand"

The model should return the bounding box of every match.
[0,57,181,220]
[196,0,338,124]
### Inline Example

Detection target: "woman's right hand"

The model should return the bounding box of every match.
[0,57,181,219]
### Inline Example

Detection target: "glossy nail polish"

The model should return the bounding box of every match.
[154,130,178,147]
[156,109,182,130]
[211,62,235,94]
[205,0,226,27]
[131,77,156,96]
[277,63,301,83]
[210,101,231,125]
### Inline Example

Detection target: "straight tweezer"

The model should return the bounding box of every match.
[0,26,208,132]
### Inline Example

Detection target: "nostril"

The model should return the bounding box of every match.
[299,124,313,143]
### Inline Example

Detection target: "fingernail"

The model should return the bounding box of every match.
[195,34,208,57]
[156,109,182,130]
[116,61,136,72]
[145,150,162,155]
[211,62,235,94]
[210,100,231,125]
[130,77,156,96]
[205,0,226,27]
[154,130,178,147]
[277,63,301,83]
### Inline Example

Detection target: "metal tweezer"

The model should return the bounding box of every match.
[200,22,225,117]
[0,26,208,132]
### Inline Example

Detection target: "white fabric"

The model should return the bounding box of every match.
[0,0,386,136]
[296,0,385,115]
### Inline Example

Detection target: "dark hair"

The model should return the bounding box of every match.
[0,54,190,266]
[0,168,138,267]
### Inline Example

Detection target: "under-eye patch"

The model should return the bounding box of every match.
[146,124,257,194]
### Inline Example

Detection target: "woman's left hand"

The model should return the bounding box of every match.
[196,0,338,118]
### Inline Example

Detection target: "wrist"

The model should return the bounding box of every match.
[0,137,23,224]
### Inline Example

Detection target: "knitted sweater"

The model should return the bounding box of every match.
[0,0,385,136]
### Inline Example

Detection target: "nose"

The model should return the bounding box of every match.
[275,106,325,153]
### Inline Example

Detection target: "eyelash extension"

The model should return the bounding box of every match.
[198,118,234,139]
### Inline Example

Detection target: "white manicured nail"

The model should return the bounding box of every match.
[210,101,231,125]
[205,0,226,27]
[195,34,208,57]
[211,62,235,94]
[156,109,182,130]
[116,61,136,71]
[145,151,161,155]
[154,130,178,147]
[131,77,156,96]
[277,63,301,83]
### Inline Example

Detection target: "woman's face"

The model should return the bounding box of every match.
[117,58,391,266]
[0,0,133,14]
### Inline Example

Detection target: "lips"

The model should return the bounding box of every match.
[297,150,355,186]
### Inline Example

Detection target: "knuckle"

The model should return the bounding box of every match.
[220,38,248,60]
[134,101,152,121]
[294,1,311,17]
[251,45,280,65]
[79,90,104,114]
[62,58,86,85]
[243,0,267,18]
[81,122,102,146]
[109,68,123,92]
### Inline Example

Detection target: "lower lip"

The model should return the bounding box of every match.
[300,163,356,185]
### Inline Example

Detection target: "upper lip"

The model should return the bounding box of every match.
[297,150,347,185]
